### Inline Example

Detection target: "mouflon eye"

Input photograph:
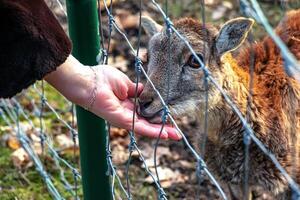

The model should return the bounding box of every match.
[187,54,204,69]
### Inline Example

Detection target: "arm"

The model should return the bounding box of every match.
[0,0,71,98]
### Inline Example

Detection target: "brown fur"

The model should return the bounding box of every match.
[200,10,300,198]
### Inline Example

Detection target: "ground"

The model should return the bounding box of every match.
[0,0,299,199]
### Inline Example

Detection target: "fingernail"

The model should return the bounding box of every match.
[161,130,168,139]
[176,131,182,140]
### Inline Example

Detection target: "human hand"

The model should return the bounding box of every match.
[88,65,181,140]
[45,55,181,140]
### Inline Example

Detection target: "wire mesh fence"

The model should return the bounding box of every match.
[0,84,81,200]
[100,0,300,199]
[1,0,300,199]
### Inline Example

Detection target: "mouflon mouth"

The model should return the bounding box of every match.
[147,112,164,124]
[137,108,166,124]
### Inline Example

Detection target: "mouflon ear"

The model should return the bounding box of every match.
[141,16,163,36]
[215,17,254,56]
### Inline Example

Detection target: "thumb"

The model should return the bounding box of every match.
[128,81,143,98]
[112,81,129,100]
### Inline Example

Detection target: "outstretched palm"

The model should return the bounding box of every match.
[91,65,181,140]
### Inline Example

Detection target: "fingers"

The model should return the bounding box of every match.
[137,83,143,95]
[133,120,168,139]
[127,82,143,98]
[163,126,182,141]
[113,81,128,100]
[111,75,143,100]
[133,119,182,141]
[120,100,182,140]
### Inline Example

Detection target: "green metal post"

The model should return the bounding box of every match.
[66,1,111,200]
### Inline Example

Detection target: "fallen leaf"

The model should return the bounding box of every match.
[98,0,117,11]
[145,167,188,188]
[110,127,128,138]
[112,139,129,164]
[178,160,194,169]
[7,136,21,150]
[140,144,174,168]
[11,148,30,168]
[55,134,74,149]
[30,133,41,143]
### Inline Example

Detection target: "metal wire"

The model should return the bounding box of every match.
[105,122,130,200]
[102,0,227,199]
[199,0,209,160]
[0,103,65,200]
[0,0,107,199]
[102,1,168,199]
[101,0,300,198]
[39,81,46,154]
[1,98,82,184]
[243,31,255,200]
[153,0,172,190]
[54,0,67,16]
[151,0,300,196]
[33,85,78,136]
[197,1,210,198]
[125,0,144,197]
[240,0,300,80]
[3,0,300,199]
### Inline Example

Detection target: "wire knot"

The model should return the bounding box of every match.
[72,169,80,178]
[40,170,50,180]
[71,130,78,140]
[161,107,170,123]
[40,97,47,110]
[39,133,47,143]
[243,131,251,146]
[203,69,210,77]
[157,187,167,200]
[196,158,206,180]
[134,57,142,75]
[108,14,115,32]
[97,49,108,64]
[41,96,47,104]
[106,148,113,159]
[128,135,137,152]
[105,148,114,176]
[164,17,173,36]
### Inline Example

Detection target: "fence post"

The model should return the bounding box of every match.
[66,1,111,200]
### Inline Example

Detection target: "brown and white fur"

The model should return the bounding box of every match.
[137,10,300,199]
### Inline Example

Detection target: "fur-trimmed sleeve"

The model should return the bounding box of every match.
[0,0,72,98]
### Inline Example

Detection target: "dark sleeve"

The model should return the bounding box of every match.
[0,0,72,98]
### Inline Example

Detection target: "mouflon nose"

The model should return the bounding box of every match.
[137,99,156,118]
